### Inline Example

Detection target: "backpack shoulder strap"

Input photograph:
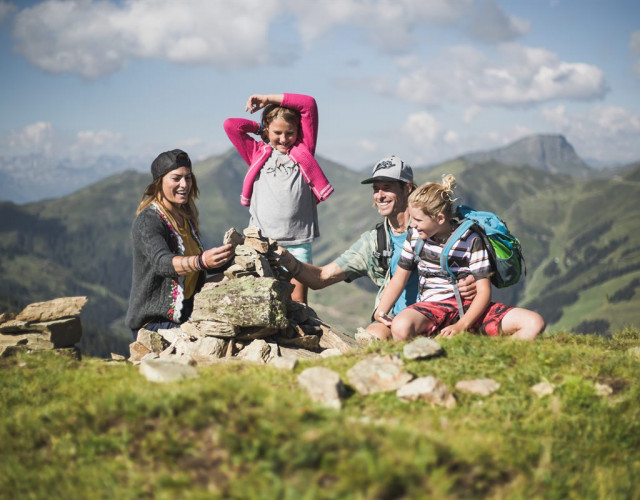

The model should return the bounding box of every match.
[439,219,475,280]
[373,221,391,271]
[440,219,475,319]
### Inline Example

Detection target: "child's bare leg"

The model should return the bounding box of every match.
[500,307,545,340]
[365,321,392,340]
[290,278,308,304]
[390,309,433,341]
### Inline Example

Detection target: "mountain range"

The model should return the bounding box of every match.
[2,134,638,204]
[1,134,639,357]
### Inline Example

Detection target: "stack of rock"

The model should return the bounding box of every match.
[0,296,86,358]
[129,226,358,366]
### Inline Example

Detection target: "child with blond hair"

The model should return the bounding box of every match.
[375,174,544,341]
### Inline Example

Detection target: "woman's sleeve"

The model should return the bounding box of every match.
[132,211,179,278]
[223,117,261,165]
[281,93,318,155]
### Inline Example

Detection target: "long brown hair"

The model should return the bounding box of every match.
[136,172,201,232]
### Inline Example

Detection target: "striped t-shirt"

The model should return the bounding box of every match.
[397,226,492,303]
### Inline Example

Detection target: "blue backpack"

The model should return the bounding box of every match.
[414,205,525,318]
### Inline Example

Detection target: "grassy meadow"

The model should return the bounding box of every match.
[2,329,640,499]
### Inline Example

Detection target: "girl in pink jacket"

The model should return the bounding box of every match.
[224,93,334,303]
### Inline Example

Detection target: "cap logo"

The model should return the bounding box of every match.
[375,159,395,171]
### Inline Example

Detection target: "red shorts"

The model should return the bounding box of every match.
[406,298,514,337]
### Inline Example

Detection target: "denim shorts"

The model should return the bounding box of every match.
[281,242,313,264]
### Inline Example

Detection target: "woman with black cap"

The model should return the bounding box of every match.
[125,149,234,337]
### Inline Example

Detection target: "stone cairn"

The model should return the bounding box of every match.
[0,296,86,358]
[128,226,358,367]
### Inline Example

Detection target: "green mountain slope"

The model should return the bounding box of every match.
[1,151,639,356]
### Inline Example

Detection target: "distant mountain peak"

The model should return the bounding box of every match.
[461,133,593,178]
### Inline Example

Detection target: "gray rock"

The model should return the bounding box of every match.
[594,382,613,397]
[139,359,198,383]
[136,329,166,353]
[15,296,88,323]
[278,345,322,360]
[269,356,298,370]
[403,337,443,360]
[181,320,239,339]
[129,341,151,364]
[298,367,345,409]
[236,339,274,364]
[191,277,290,328]
[347,354,414,395]
[320,348,342,358]
[0,317,82,348]
[223,227,245,246]
[454,378,500,396]
[397,376,457,408]
[177,336,228,364]
[530,381,555,398]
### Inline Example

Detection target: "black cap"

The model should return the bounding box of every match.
[151,149,192,180]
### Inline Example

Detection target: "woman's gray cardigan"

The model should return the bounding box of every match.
[125,203,205,331]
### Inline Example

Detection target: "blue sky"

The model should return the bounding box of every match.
[1,0,639,172]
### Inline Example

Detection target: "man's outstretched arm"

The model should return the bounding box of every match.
[278,247,348,290]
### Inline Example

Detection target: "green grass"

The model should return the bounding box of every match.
[2,330,640,499]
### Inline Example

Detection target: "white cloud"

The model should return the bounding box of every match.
[395,43,607,107]
[466,0,530,44]
[0,1,16,26]
[73,129,123,149]
[7,121,55,155]
[541,105,640,163]
[357,139,378,153]
[10,0,480,77]
[402,111,445,145]
[630,30,640,80]
[463,105,482,124]
[288,0,474,52]
[12,0,278,78]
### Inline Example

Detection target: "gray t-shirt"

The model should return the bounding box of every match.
[249,149,319,244]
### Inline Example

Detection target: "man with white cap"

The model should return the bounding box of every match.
[279,155,475,340]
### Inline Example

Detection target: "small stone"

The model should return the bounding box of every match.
[320,348,342,358]
[298,367,345,409]
[454,378,500,396]
[270,356,298,370]
[139,359,198,383]
[347,354,414,395]
[530,381,555,398]
[223,227,245,246]
[594,382,613,397]
[236,339,273,364]
[403,337,443,360]
[397,376,456,409]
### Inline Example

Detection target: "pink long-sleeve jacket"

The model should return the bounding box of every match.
[223,93,334,207]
